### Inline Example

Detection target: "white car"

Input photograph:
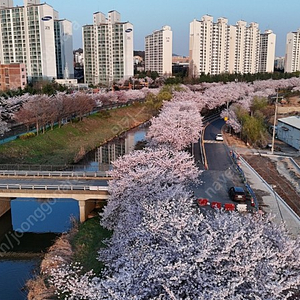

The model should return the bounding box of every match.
[215,133,223,141]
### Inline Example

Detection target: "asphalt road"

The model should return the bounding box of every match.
[204,118,232,171]
[191,118,246,206]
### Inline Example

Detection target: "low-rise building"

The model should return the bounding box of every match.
[0,63,27,91]
[277,116,300,150]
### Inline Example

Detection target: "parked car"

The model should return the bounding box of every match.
[228,186,246,202]
[215,133,223,141]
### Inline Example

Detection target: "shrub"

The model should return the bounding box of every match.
[19,132,35,140]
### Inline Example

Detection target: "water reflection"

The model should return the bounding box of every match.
[11,198,79,233]
[81,125,148,171]
[0,124,148,299]
[0,259,40,300]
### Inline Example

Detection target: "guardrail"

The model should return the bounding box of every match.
[0,170,111,178]
[0,184,109,192]
[289,157,300,173]
[229,150,259,210]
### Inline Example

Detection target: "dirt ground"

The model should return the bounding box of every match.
[243,155,300,216]
[225,134,300,217]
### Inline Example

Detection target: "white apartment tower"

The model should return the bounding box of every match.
[0,0,73,81]
[145,25,172,76]
[233,21,260,74]
[83,10,134,86]
[285,29,300,73]
[0,0,13,8]
[189,15,264,76]
[189,16,230,76]
[258,30,276,73]
[55,19,74,79]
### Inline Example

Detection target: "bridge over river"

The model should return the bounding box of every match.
[0,170,110,223]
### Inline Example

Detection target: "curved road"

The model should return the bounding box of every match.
[191,118,244,206]
[204,118,232,171]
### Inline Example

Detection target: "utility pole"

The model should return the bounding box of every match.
[271,90,278,154]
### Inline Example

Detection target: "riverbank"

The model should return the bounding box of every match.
[26,216,110,299]
[0,102,153,165]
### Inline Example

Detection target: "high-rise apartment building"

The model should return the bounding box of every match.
[189,16,230,76]
[83,10,134,87]
[145,25,172,76]
[233,21,260,74]
[285,29,300,73]
[0,0,12,8]
[0,0,73,81]
[55,19,74,79]
[189,15,273,76]
[275,56,285,71]
[258,30,276,73]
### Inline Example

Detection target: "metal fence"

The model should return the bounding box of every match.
[0,164,105,172]
[0,183,109,191]
[0,169,111,178]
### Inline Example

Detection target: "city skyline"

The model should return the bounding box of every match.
[12,0,300,57]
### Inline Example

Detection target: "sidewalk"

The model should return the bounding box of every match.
[240,156,300,238]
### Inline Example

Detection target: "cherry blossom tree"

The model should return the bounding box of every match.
[0,118,8,135]
[147,100,203,150]
[101,147,200,231]
[50,209,300,300]
[70,91,96,120]
[220,107,241,133]
[14,94,47,135]
[14,104,34,132]
[171,90,207,112]
[43,77,300,299]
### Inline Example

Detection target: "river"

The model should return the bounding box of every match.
[0,125,148,299]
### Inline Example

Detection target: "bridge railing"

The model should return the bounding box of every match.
[0,170,111,178]
[0,183,109,192]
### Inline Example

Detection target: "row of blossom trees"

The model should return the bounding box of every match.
[10,88,156,135]
[14,92,96,134]
[5,76,300,139]
[48,79,300,299]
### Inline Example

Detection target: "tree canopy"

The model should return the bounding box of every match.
[48,77,300,300]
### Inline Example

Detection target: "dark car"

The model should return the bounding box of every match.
[228,186,246,202]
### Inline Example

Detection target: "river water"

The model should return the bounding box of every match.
[0,125,148,299]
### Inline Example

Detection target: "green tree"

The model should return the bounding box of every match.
[145,93,161,115]
[234,105,267,146]
[250,96,268,116]
[241,114,267,146]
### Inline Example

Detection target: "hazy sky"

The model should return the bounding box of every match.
[14,0,300,57]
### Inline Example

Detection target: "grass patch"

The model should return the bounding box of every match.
[0,103,152,165]
[71,215,112,275]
